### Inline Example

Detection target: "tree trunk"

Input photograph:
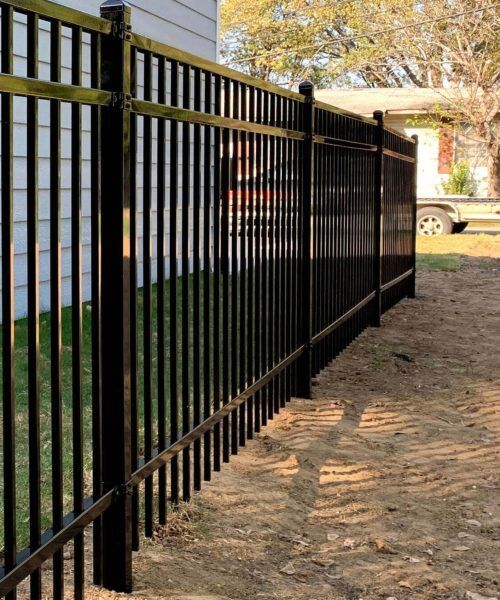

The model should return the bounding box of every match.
[487,145,500,197]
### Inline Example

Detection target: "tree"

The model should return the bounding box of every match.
[221,0,500,195]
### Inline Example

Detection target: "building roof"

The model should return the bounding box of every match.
[315,87,453,117]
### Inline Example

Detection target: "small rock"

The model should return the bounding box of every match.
[386,597,398,600]
[458,532,473,539]
[292,537,310,546]
[280,562,296,575]
[312,558,335,568]
[398,581,412,589]
[325,573,342,581]
[453,545,471,551]
[465,519,481,527]
[343,538,356,549]
[392,352,413,362]
[405,556,421,563]
[327,533,339,542]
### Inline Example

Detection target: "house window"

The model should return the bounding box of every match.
[438,128,454,174]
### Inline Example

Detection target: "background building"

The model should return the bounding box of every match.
[316,88,492,199]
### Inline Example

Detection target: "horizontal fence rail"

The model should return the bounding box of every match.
[0,0,417,597]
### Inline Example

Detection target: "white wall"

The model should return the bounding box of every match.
[0,1,218,320]
[385,118,444,198]
[56,0,218,58]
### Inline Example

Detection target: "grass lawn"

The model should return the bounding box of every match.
[0,298,95,554]
[0,273,215,553]
[416,233,500,271]
[416,253,462,271]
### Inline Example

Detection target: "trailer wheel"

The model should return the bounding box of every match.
[453,222,469,234]
[417,207,452,236]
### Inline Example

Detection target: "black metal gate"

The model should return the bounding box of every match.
[0,0,417,597]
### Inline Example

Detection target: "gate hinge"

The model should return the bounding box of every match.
[111,92,132,110]
[111,21,132,40]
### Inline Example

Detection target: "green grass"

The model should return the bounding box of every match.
[0,272,221,553]
[0,298,95,555]
[416,253,462,271]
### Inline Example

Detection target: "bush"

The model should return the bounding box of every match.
[441,161,475,196]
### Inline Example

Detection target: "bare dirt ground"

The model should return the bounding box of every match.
[90,236,499,600]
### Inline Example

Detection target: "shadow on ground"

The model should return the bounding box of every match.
[79,242,500,600]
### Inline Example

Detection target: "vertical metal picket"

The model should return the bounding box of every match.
[410,134,419,298]
[26,13,42,597]
[1,8,16,599]
[371,110,384,327]
[99,0,133,592]
[297,81,315,399]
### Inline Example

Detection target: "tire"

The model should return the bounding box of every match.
[452,222,469,234]
[417,207,453,236]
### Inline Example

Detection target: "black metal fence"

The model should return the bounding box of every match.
[0,0,417,597]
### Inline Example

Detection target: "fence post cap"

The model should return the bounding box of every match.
[100,0,131,16]
[373,110,384,122]
[299,81,315,96]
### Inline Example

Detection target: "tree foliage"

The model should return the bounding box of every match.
[221,0,500,195]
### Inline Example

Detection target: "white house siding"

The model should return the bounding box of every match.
[0,0,218,320]
[385,118,445,198]
[57,0,218,57]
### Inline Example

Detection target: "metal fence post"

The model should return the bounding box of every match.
[371,110,384,326]
[297,81,315,399]
[99,0,133,592]
[409,134,419,298]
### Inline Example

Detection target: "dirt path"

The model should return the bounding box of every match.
[95,249,499,600]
